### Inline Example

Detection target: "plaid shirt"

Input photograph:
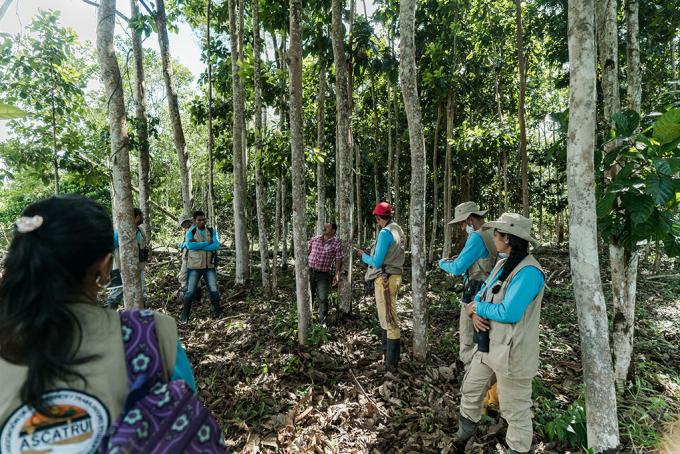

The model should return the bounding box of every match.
[307,235,343,272]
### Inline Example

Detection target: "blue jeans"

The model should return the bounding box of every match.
[184,268,219,301]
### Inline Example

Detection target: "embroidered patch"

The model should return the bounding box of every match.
[1,389,109,454]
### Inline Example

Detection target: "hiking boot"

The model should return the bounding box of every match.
[385,338,400,371]
[319,300,328,325]
[453,414,477,450]
[210,297,222,319]
[180,301,192,323]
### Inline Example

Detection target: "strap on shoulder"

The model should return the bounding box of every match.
[118,310,165,387]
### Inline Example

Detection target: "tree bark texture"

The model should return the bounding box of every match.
[253,0,271,296]
[596,0,620,126]
[442,90,455,258]
[130,0,151,241]
[428,102,442,263]
[400,0,428,360]
[97,0,144,309]
[332,0,354,314]
[154,0,193,218]
[671,37,677,81]
[567,0,621,450]
[273,173,282,289]
[316,64,327,235]
[393,86,401,222]
[228,0,250,284]
[515,0,529,217]
[625,0,641,112]
[206,0,215,226]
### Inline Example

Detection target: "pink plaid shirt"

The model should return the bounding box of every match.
[307,235,343,272]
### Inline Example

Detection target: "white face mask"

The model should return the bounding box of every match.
[498,252,509,259]
[465,224,474,235]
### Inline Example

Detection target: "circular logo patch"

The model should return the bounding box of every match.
[1,389,109,453]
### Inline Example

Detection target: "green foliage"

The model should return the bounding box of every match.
[0,103,26,119]
[597,109,680,255]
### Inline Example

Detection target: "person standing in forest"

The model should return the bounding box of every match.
[454,213,545,454]
[107,207,148,308]
[181,210,222,322]
[438,201,498,367]
[356,202,406,370]
[177,216,201,304]
[307,222,343,326]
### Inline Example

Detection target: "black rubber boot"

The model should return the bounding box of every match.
[385,338,400,371]
[381,329,387,356]
[180,300,192,323]
[210,296,223,318]
[453,414,477,450]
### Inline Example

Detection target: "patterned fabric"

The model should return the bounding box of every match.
[101,310,227,453]
[307,235,343,272]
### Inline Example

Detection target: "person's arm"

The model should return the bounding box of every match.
[170,340,197,393]
[202,229,220,252]
[185,229,209,250]
[438,232,488,276]
[362,229,393,268]
[113,230,119,250]
[475,266,544,323]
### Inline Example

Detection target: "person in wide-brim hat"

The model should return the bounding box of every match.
[482,212,539,247]
[449,201,488,225]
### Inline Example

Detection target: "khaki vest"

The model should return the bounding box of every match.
[478,254,544,378]
[467,229,498,282]
[365,222,406,281]
[0,304,177,436]
[186,227,216,270]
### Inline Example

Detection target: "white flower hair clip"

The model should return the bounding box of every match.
[15,215,44,233]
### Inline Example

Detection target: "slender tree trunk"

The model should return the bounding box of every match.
[671,37,677,81]
[206,0,215,225]
[315,64,327,235]
[273,173,282,289]
[281,173,288,267]
[442,90,455,258]
[387,80,394,200]
[625,0,641,112]
[393,82,401,221]
[50,78,60,195]
[253,0,271,296]
[228,0,250,283]
[400,0,428,360]
[332,0,353,314]
[370,77,380,204]
[428,102,442,263]
[131,0,151,241]
[567,0,620,450]
[0,0,13,21]
[289,0,311,344]
[515,0,529,217]
[154,0,193,217]
[97,0,143,309]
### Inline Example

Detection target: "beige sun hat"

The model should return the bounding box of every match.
[482,212,539,246]
[448,201,488,225]
[178,216,193,228]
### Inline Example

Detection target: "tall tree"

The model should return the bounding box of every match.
[96,0,143,308]
[442,89,455,258]
[428,102,442,262]
[625,0,641,112]
[130,0,151,241]
[515,0,529,217]
[206,0,215,225]
[253,0,271,296]
[153,0,193,217]
[289,0,311,345]
[332,0,354,314]
[566,0,621,450]
[315,63,327,235]
[228,0,250,284]
[400,0,428,360]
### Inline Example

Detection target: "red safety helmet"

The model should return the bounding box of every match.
[372,202,393,217]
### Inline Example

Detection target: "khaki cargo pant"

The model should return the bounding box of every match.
[459,304,475,366]
[374,274,401,339]
[460,353,533,452]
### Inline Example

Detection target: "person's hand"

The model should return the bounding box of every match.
[355,248,364,258]
[465,302,475,318]
[472,314,490,332]
[332,273,340,286]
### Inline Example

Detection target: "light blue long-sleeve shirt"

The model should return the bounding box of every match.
[438,231,489,276]
[362,228,394,268]
[185,227,220,251]
[170,340,197,393]
[473,265,545,323]
[113,229,143,250]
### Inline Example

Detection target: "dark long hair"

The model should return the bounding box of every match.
[491,233,529,294]
[0,196,113,412]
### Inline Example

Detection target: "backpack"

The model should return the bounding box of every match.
[188,227,219,267]
[100,310,227,453]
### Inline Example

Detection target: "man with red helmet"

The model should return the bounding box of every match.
[355,202,405,370]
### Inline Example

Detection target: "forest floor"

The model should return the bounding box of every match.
[145,246,680,453]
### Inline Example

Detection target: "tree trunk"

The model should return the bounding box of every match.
[671,37,677,81]
[154,0,193,218]
[400,0,428,361]
[206,0,215,226]
[442,90,455,258]
[625,0,641,112]
[281,173,288,267]
[428,102,442,263]
[97,0,143,309]
[332,0,353,314]
[0,0,14,21]
[289,0,311,344]
[228,0,250,284]
[253,0,271,296]
[393,82,401,221]
[370,76,379,204]
[273,173,282,289]
[131,0,151,241]
[315,64,327,235]
[596,0,620,127]
[567,0,621,450]
[387,79,394,201]
[515,0,529,217]
[50,77,60,195]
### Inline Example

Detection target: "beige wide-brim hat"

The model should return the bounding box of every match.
[178,216,193,228]
[449,201,488,224]
[482,212,539,246]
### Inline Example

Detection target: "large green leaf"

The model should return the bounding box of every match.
[0,103,26,119]
[645,173,675,204]
[652,109,680,144]
[597,191,618,218]
[613,110,640,137]
[627,194,655,225]
[653,159,673,175]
